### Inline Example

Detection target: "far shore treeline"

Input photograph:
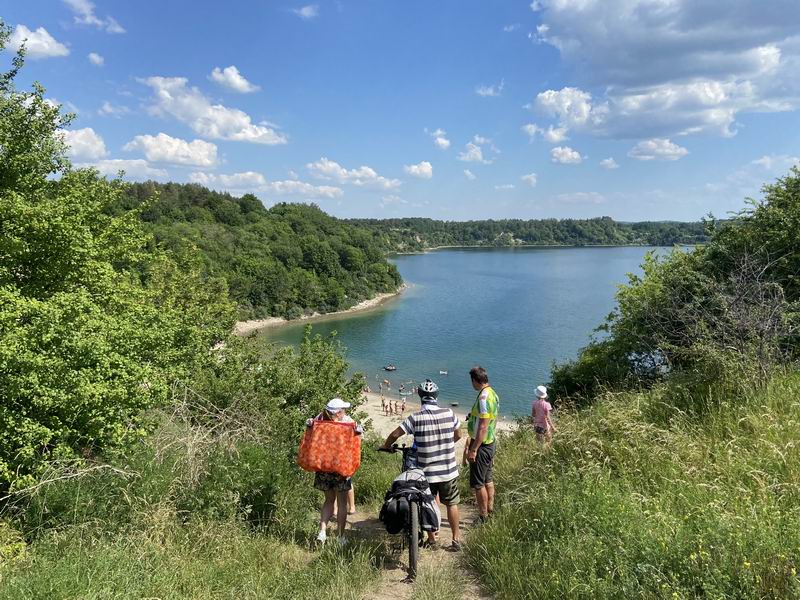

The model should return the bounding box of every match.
[348,215,709,252]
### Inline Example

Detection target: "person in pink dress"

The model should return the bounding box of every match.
[531,385,556,446]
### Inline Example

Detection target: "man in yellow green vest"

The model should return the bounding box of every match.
[466,365,498,523]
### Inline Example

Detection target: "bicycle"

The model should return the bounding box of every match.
[378,443,435,580]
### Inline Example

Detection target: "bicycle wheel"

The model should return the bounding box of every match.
[408,499,419,579]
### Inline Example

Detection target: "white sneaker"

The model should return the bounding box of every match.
[316,530,327,545]
[337,536,348,547]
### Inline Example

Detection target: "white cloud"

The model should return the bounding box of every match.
[87,52,104,66]
[521,173,538,187]
[209,66,260,94]
[63,0,125,33]
[62,128,107,161]
[543,126,569,143]
[98,101,130,118]
[48,97,80,114]
[124,133,218,167]
[521,123,542,139]
[521,122,568,143]
[475,79,505,97]
[458,136,497,164]
[750,154,800,172]
[306,157,401,189]
[600,158,619,170]
[536,87,598,129]
[426,128,451,150]
[551,146,583,164]
[141,77,287,145]
[495,184,515,190]
[263,180,343,198]
[458,142,489,164]
[707,154,800,197]
[474,134,500,153]
[293,4,319,19]
[190,170,342,198]
[404,161,433,179]
[553,191,606,205]
[380,194,408,208]
[530,0,800,139]
[8,25,69,59]
[464,169,476,180]
[503,24,521,32]
[91,159,167,180]
[628,138,688,161]
[190,171,266,188]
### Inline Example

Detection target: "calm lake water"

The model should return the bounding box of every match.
[263,247,663,415]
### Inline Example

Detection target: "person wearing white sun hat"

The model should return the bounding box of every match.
[531,385,556,446]
[306,398,363,545]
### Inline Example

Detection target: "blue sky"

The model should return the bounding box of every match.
[3,0,800,221]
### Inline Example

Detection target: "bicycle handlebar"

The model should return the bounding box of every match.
[377,444,400,453]
[378,443,413,454]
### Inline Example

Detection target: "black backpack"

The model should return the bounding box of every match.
[379,471,440,534]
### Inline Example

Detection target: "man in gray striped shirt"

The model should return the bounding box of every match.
[380,379,464,550]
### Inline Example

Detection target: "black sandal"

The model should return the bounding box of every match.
[421,539,440,550]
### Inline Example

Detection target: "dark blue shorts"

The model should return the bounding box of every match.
[469,442,495,489]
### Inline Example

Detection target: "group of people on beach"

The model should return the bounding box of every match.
[378,379,409,416]
[308,366,556,548]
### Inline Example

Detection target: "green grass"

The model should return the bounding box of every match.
[411,563,467,600]
[0,517,383,599]
[0,423,401,599]
[464,373,800,599]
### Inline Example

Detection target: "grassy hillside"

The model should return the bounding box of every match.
[466,373,800,598]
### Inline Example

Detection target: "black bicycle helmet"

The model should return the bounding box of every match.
[417,378,439,399]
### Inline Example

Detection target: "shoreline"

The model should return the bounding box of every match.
[233,284,408,336]
[391,242,700,255]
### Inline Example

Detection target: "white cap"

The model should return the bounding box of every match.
[535,385,548,399]
[326,397,351,411]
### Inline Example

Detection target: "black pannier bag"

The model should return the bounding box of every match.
[379,469,441,534]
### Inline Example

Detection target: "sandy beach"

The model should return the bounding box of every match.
[233,285,407,336]
[357,390,517,440]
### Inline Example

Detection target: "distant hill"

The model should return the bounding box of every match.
[349,216,709,252]
[112,182,402,319]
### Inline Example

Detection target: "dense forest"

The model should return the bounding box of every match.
[111,183,402,319]
[351,216,709,252]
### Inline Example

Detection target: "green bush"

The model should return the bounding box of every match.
[549,338,632,408]
[10,328,368,538]
[0,520,26,568]
[550,169,800,410]
[351,437,398,507]
[0,30,235,491]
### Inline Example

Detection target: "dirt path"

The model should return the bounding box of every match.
[348,502,490,600]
